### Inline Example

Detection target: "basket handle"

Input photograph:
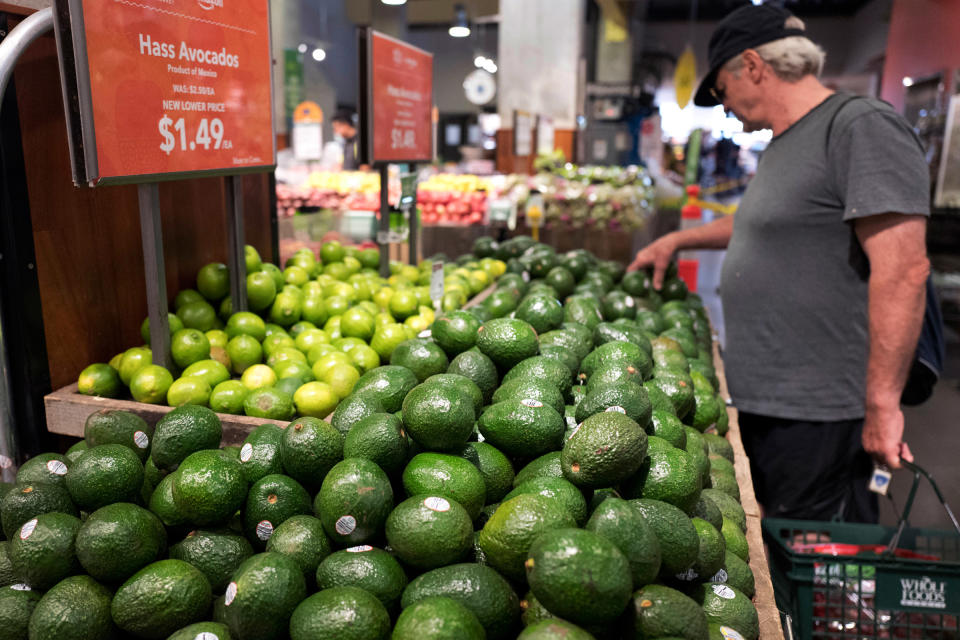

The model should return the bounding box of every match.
[886,459,960,554]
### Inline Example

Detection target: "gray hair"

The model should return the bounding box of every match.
[723,21,826,82]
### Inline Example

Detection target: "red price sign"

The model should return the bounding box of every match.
[56,0,275,184]
[363,30,433,164]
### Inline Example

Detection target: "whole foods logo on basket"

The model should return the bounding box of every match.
[899,576,947,609]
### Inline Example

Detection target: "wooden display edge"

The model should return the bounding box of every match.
[713,341,785,640]
[45,383,290,447]
[44,283,500,446]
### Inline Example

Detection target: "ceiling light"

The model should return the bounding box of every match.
[381,0,406,4]
[312,47,326,62]
[297,43,308,54]
[449,4,471,38]
[474,55,487,68]
[483,60,497,74]
[902,76,914,87]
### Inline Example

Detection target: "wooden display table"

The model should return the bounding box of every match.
[714,341,786,640]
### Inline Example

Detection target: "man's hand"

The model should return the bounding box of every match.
[862,403,914,469]
[627,234,678,290]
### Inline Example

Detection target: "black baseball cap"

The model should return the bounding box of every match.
[693,3,807,107]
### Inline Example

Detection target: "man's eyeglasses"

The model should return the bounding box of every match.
[710,84,726,104]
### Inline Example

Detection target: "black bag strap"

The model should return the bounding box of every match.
[825,93,864,147]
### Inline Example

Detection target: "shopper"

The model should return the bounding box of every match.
[322,109,362,170]
[629,4,930,523]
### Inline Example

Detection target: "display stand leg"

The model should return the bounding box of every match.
[408,166,418,266]
[137,183,174,371]
[225,175,247,312]
[378,164,390,277]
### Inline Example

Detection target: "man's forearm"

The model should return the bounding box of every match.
[864,263,929,412]
[669,215,735,251]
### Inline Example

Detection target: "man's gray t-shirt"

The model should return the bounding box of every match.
[720,93,930,421]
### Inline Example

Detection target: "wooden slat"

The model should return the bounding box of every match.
[45,383,290,447]
[714,342,785,640]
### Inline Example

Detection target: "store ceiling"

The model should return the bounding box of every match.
[406,0,499,23]
[643,0,876,21]
[354,0,873,26]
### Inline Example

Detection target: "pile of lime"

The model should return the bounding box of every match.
[77,242,506,419]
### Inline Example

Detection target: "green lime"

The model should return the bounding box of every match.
[340,307,375,341]
[284,265,310,287]
[307,343,339,367]
[323,316,342,340]
[226,312,267,342]
[295,329,330,354]
[181,359,230,388]
[210,380,249,414]
[241,364,278,390]
[119,347,153,386]
[324,296,350,317]
[320,241,346,264]
[130,364,174,404]
[301,294,328,326]
[389,290,419,320]
[245,245,263,272]
[263,333,297,357]
[140,313,184,344]
[261,263,286,291]
[197,262,230,301]
[77,363,122,398]
[323,263,348,282]
[272,358,314,382]
[358,248,380,270]
[321,363,360,399]
[226,335,263,375]
[293,381,339,418]
[177,300,218,332]
[370,323,409,361]
[247,271,277,311]
[174,289,205,311]
[167,376,212,407]
[311,352,355,381]
[348,345,381,373]
[205,329,229,349]
[170,328,211,369]
[267,348,308,368]
[244,387,295,420]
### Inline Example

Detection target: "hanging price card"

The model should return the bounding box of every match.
[55,0,275,185]
[359,29,433,164]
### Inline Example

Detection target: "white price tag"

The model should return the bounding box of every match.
[430,262,444,304]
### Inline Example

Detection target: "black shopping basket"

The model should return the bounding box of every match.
[764,461,960,640]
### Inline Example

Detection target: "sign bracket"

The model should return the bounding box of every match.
[137,183,174,371]
[225,175,248,312]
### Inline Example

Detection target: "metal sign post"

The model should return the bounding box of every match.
[137,184,174,371]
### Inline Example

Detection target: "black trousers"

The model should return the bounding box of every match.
[739,412,879,524]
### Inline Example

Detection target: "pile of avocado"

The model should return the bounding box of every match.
[0,236,758,640]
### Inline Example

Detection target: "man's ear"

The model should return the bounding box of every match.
[742,49,765,83]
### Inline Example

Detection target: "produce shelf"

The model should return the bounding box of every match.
[714,340,786,640]
[43,283,499,445]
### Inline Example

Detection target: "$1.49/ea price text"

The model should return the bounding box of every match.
[158,115,232,155]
